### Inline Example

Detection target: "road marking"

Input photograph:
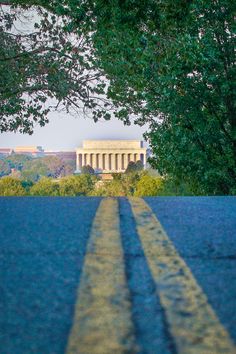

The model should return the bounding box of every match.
[129,197,236,354]
[66,198,136,354]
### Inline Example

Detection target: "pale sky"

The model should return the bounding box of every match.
[0,111,148,151]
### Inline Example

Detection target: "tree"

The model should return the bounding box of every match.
[21,156,65,181]
[86,0,236,194]
[0,176,26,196]
[59,175,95,196]
[125,161,136,174]
[7,154,32,170]
[125,160,144,174]
[134,175,163,197]
[30,177,59,196]
[0,1,112,134]
[81,165,95,175]
[0,158,11,176]
[135,160,144,172]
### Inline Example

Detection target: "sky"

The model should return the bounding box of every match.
[0,111,148,151]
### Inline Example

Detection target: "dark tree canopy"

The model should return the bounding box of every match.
[125,160,144,174]
[81,164,95,175]
[87,0,236,194]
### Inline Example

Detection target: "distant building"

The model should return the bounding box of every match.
[0,148,13,156]
[14,146,44,157]
[76,140,147,173]
[44,150,76,161]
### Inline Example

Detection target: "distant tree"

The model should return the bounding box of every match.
[111,172,122,181]
[21,180,34,193]
[21,159,48,182]
[125,160,144,174]
[125,161,136,174]
[135,160,144,171]
[30,177,59,196]
[0,159,11,177]
[7,154,32,170]
[59,175,95,196]
[63,159,76,176]
[134,175,163,197]
[42,156,65,177]
[122,172,141,195]
[81,165,95,175]
[0,176,26,196]
[21,156,65,181]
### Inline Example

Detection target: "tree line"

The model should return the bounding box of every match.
[0,166,198,197]
[0,154,75,180]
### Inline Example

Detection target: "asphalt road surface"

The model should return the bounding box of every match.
[0,196,235,354]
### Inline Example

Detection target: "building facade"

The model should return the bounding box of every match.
[14,146,44,157]
[76,140,147,173]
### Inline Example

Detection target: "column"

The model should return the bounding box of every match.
[105,154,109,171]
[112,154,116,171]
[130,153,135,163]
[88,153,91,167]
[110,154,115,171]
[117,154,122,171]
[143,153,147,167]
[81,153,85,167]
[99,154,103,171]
[115,154,118,171]
[108,154,112,170]
[96,154,99,169]
[124,154,128,170]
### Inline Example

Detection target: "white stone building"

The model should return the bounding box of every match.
[76,140,147,172]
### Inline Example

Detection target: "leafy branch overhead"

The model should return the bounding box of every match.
[0,2,113,134]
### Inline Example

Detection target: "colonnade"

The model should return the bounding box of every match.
[77,152,146,171]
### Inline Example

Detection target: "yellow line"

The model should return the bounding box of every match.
[129,197,236,354]
[66,198,136,354]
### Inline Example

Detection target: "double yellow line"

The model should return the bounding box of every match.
[66,198,236,354]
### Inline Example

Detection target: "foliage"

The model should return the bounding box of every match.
[0,176,26,196]
[111,172,122,181]
[21,179,33,192]
[0,2,113,134]
[6,154,32,170]
[92,180,125,197]
[134,175,163,197]
[59,175,95,196]
[125,160,144,174]
[30,177,59,196]
[81,165,95,175]
[158,177,200,196]
[88,0,236,195]
[0,158,11,176]
[21,156,65,181]
[92,171,141,196]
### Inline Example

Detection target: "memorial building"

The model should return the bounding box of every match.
[76,140,147,173]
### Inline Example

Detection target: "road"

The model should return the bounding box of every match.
[0,196,235,354]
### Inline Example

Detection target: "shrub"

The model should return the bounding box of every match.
[0,176,26,196]
[59,175,95,196]
[30,177,59,196]
[134,175,163,197]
